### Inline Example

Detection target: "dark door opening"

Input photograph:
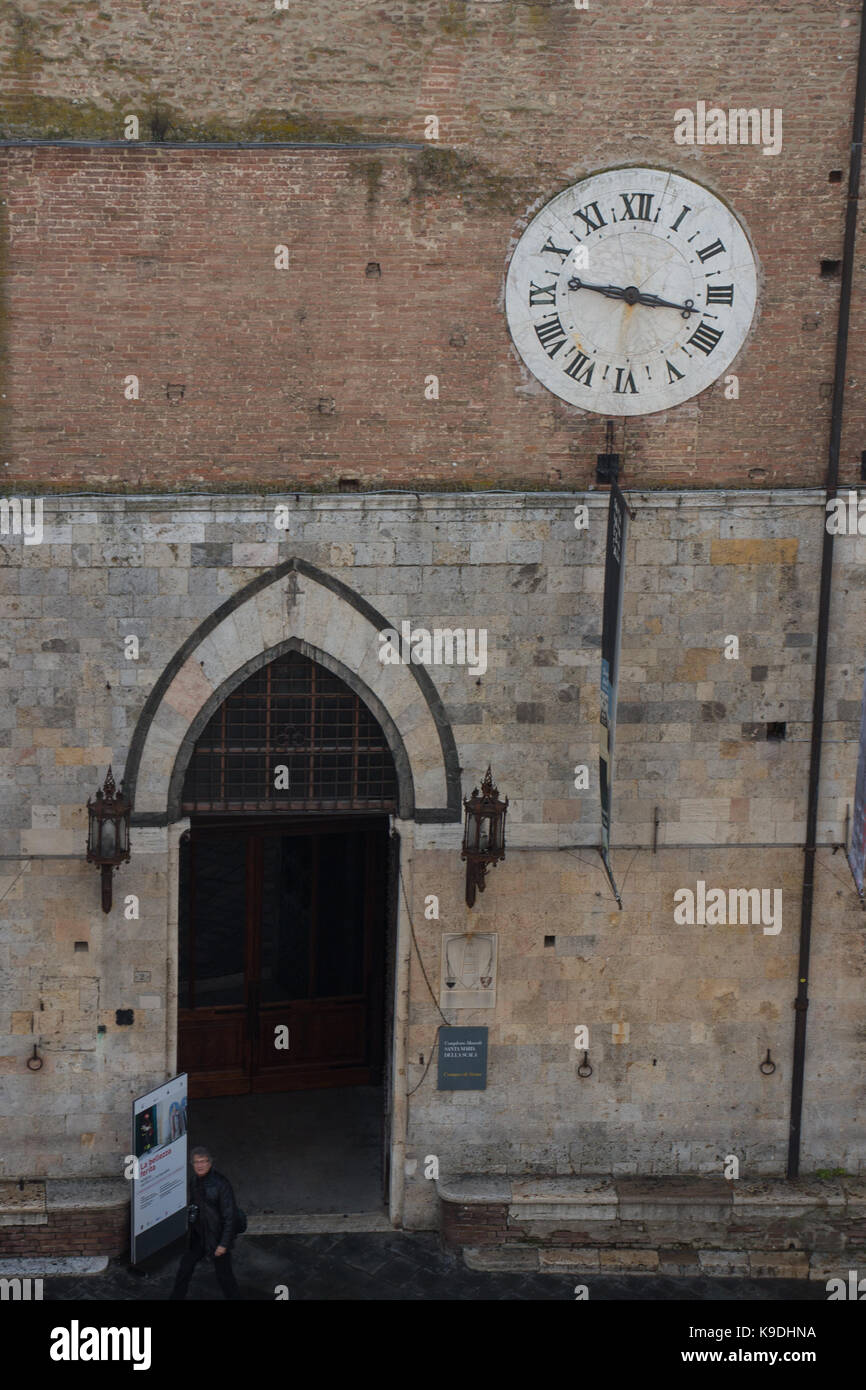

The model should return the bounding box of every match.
[178,815,388,1099]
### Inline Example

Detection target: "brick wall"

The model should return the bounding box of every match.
[0,1206,127,1258]
[441,1200,508,1250]
[0,1,864,491]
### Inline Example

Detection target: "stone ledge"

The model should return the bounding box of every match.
[436,1176,512,1206]
[538,1247,600,1271]
[617,1177,732,1205]
[698,1248,751,1276]
[441,1175,866,1272]
[464,1245,844,1280]
[659,1248,702,1275]
[509,1178,618,1205]
[510,1202,617,1223]
[0,1256,108,1278]
[39,490,830,519]
[439,1174,861,1213]
[0,1179,129,1255]
[463,1246,539,1273]
[0,1180,46,1216]
[0,1179,128,1216]
[44,1179,128,1211]
[249,1212,393,1235]
[600,1248,660,1271]
[731,1179,846,1209]
[808,1253,863,1282]
[748,1250,810,1279]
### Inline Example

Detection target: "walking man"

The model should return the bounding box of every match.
[170,1146,241,1300]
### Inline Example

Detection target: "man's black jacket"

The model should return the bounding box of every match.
[190,1168,237,1255]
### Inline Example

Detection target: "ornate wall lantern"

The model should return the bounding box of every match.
[86,767,131,912]
[461,766,508,908]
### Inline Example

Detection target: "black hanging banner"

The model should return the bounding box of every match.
[599,482,627,907]
[847,670,866,902]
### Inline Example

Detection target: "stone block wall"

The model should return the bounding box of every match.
[0,490,864,1221]
[401,841,862,1228]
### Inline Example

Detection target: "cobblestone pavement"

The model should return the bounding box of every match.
[43,1233,827,1301]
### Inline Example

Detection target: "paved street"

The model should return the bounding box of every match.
[43,1232,827,1301]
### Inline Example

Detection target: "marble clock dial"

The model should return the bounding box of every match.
[505,167,758,416]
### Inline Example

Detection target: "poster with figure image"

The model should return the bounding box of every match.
[134,1104,158,1157]
[131,1072,189,1264]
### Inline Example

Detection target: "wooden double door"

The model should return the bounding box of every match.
[178,817,388,1098]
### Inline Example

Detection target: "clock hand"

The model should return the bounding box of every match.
[567,276,628,300]
[568,277,697,319]
[633,290,698,318]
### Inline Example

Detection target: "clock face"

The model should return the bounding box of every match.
[505,167,758,416]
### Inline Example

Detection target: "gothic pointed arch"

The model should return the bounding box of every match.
[123,557,461,825]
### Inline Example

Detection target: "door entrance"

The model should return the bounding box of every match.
[178,816,388,1099]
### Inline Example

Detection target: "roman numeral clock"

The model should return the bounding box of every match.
[505,168,758,415]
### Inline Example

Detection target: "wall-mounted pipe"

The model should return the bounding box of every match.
[787,0,866,1179]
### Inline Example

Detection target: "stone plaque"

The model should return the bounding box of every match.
[130,827,168,854]
[439,932,497,1010]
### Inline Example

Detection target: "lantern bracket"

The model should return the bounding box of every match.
[460,766,508,909]
[86,766,131,914]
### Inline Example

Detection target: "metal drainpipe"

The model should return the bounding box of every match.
[787,1,866,1178]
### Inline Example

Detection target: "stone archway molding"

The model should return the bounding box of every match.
[124,557,462,825]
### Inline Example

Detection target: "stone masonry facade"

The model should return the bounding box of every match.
[2,0,866,1260]
[0,490,864,1235]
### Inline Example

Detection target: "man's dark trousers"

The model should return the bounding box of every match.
[170,1229,240,1300]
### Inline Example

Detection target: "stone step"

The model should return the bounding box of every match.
[463,1245,851,1280]
[441,1175,866,1265]
[0,1256,108,1279]
[248,1210,393,1235]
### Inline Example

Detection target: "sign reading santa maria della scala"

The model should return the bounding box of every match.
[437,1028,489,1092]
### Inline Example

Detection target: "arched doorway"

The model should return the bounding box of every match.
[177,649,399,1100]
[123,557,461,1221]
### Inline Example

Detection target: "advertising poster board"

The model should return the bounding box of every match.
[130,1072,189,1264]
